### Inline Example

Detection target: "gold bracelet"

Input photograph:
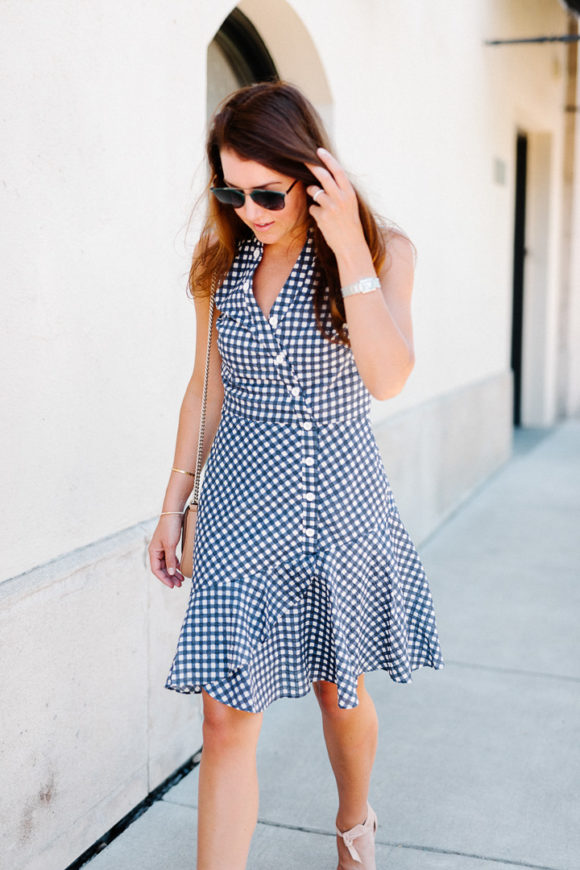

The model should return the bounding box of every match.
[172,466,195,477]
[160,510,183,517]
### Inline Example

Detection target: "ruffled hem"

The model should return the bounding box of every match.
[167,659,446,714]
[164,522,445,711]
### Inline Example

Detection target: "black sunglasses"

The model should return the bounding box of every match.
[210,179,299,211]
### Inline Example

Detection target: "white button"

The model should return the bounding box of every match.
[304,456,314,466]
[270,314,278,327]
[253,248,260,259]
[243,280,250,291]
[302,420,312,430]
[304,492,315,501]
[291,386,300,397]
[304,527,315,537]
[274,352,285,364]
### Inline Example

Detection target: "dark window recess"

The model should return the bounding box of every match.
[511,133,527,427]
[562,0,580,15]
[215,9,278,85]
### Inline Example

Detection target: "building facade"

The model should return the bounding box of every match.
[1,1,579,867]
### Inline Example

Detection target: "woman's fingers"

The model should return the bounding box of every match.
[149,544,184,588]
[304,148,365,255]
[306,164,339,198]
[306,148,350,196]
[315,147,351,190]
[306,160,340,198]
[308,185,327,205]
[148,517,187,589]
[165,548,180,579]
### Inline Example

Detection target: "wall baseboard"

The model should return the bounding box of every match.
[373,370,514,545]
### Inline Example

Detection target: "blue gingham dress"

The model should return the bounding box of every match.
[165,228,444,711]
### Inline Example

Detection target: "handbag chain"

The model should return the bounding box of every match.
[188,273,217,508]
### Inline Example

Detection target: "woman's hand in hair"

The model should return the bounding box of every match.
[305,148,367,256]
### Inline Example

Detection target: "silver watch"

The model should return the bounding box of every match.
[341,277,381,298]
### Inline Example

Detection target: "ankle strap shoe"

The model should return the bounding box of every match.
[335,801,378,868]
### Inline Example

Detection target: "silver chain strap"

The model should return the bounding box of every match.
[188,273,216,507]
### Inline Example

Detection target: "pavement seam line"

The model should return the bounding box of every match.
[253,818,564,870]
[443,658,580,683]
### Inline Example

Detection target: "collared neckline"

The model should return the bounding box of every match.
[244,226,315,327]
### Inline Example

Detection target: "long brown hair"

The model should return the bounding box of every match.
[188,81,412,347]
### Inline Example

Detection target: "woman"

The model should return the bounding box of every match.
[148,81,444,870]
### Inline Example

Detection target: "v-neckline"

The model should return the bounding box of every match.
[249,231,310,322]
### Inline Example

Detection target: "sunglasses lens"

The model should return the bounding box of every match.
[251,191,286,211]
[211,187,245,208]
[211,186,290,210]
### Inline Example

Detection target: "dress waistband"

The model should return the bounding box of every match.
[221,402,370,429]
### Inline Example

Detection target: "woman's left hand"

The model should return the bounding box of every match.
[305,148,367,256]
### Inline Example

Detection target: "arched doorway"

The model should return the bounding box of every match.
[207,8,278,122]
[207,1,333,133]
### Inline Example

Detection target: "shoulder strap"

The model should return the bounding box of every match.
[189,273,217,506]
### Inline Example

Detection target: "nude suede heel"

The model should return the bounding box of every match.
[335,801,378,869]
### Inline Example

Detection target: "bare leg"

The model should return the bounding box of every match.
[312,675,379,832]
[196,688,264,870]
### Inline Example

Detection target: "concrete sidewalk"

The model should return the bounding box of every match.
[86,419,580,870]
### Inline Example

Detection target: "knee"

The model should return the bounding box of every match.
[313,676,367,717]
[312,680,344,716]
[201,689,263,751]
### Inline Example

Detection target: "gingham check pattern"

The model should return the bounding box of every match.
[164,229,444,711]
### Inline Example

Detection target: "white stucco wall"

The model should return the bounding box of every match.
[279,0,570,428]
[561,37,580,417]
[1,1,207,582]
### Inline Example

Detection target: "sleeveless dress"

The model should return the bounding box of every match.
[164,228,445,711]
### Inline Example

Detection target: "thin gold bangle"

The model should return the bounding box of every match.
[171,466,195,477]
[160,510,183,517]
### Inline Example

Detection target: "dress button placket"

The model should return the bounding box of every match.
[268,320,317,553]
[300,418,318,554]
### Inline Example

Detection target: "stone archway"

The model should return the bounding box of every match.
[207,0,333,133]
